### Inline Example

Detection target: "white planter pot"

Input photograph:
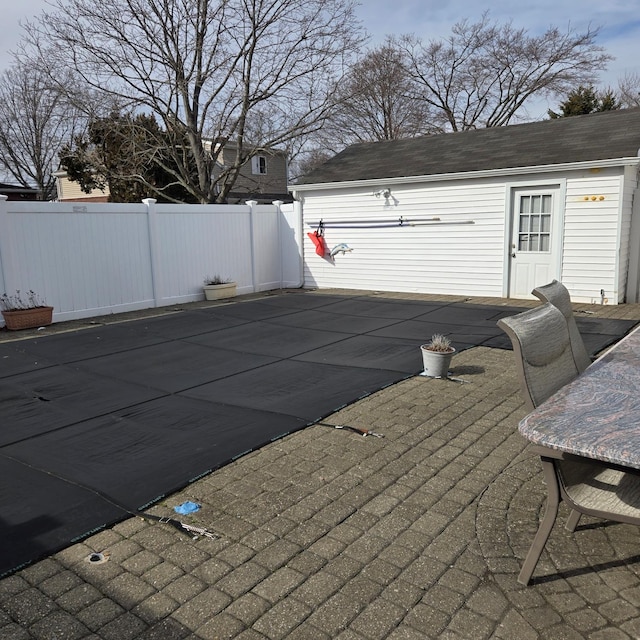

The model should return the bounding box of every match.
[203,282,237,301]
[420,345,455,378]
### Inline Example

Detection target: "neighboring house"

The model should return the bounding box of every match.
[0,182,41,201]
[54,170,110,202]
[214,144,292,204]
[291,108,640,304]
[55,145,292,204]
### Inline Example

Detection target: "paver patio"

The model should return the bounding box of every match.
[1,290,640,639]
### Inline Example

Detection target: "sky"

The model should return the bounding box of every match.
[354,0,640,116]
[1,0,639,118]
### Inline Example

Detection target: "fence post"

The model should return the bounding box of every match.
[143,198,162,306]
[277,200,304,288]
[0,195,11,295]
[246,200,258,293]
[273,200,284,289]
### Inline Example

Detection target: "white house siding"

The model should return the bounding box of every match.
[561,168,627,303]
[301,179,508,297]
[298,165,638,304]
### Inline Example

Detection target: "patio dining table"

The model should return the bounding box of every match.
[519,324,640,469]
[517,323,640,583]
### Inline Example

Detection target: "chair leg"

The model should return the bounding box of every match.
[518,459,561,586]
[565,509,581,532]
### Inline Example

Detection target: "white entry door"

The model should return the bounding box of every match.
[508,189,561,298]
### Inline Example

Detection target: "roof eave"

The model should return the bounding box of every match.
[289,157,640,194]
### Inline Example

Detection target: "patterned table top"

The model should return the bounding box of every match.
[519,324,640,469]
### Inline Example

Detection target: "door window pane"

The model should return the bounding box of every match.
[530,216,540,232]
[517,194,552,253]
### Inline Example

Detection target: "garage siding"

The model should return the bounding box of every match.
[298,165,635,304]
[302,180,507,297]
[561,169,625,303]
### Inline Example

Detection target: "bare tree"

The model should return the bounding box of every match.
[618,72,640,108]
[396,14,612,131]
[24,0,365,203]
[0,61,83,199]
[323,43,433,148]
[288,41,435,182]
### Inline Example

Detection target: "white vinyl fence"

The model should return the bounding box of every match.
[0,196,302,325]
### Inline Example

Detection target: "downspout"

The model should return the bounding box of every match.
[625,175,640,303]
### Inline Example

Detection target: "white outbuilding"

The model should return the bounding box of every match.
[291,108,640,304]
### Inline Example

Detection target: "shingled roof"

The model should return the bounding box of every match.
[296,108,640,186]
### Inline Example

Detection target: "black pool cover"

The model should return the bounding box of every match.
[0,292,635,576]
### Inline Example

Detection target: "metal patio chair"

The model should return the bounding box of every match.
[531,279,592,373]
[498,303,579,412]
[498,303,640,585]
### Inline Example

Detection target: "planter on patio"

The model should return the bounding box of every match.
[420,334,455,378]
[1,290,53,330]
[203,281,237,301]
[2,306,54,330]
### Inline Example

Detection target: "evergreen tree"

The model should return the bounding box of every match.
[548,86,620,118]
[60,112,197,203]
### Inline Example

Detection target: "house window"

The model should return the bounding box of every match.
[251,155,267,175]
[518,194,552,252]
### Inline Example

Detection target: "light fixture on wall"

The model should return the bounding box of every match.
[373,188,391,199]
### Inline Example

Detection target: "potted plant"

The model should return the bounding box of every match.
[0,290,54,331]
[203,275,237,301]
[420,333,455,378]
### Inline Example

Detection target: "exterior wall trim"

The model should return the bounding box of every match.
[501,178,567,298]
[290,157,640,195]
